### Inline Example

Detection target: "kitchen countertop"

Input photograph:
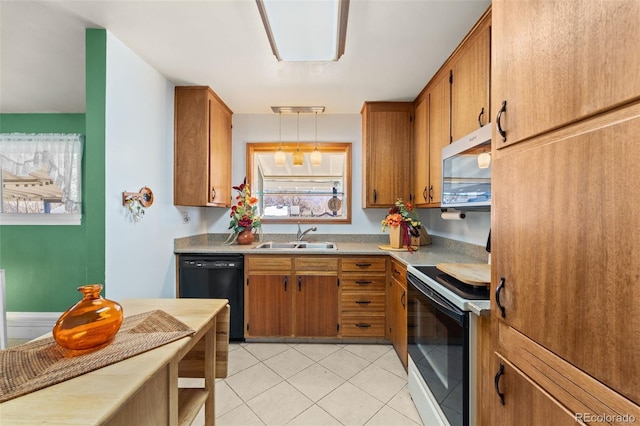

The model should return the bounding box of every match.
[175,233,491,315]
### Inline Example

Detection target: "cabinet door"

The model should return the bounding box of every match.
[412,95,430,207]
[362,102,413,207]
[294,275,338,337]
[208,94,232,207]
[427,74,450,206]
[246,274,291,337]
[492,104,640,404]
[488,356,577,425]
[451,16,490,141]
[492,0,640,148]
[393,279,407,369]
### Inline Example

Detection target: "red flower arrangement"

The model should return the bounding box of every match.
[227,178,261,235]
[381,198,421,251]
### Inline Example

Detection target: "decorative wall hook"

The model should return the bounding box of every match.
[122,187,154,222]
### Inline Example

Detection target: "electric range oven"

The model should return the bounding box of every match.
[406,266,489,426]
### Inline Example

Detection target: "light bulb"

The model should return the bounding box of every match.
[310,147,322,166]
[477,152,491,169]
[292,149,303,166]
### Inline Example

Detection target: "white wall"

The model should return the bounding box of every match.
[104,32,206,300]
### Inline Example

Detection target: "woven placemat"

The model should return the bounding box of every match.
[0,309,195,403]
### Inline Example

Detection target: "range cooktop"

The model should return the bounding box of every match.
[412,266,490,301]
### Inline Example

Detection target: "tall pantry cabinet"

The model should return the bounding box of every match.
[485,1,640,423]
[174,86,233,207]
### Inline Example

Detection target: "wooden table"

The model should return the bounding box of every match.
[0,298,230,425]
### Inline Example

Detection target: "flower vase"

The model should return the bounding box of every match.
[389,225,402,249]
[52,284,123,350]
[237,229,254,245]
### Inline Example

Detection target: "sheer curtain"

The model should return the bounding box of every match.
[0,133,83,219]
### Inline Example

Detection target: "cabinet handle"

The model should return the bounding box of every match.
[496,100,507,142]
[494,363,505,405]
[355,323,372,328]
[355,300,371,305]
[211,187,216,200]
[373,189,377,203]
[298,276,302,291]
[423,186,428,202]
[355,280,372,285]
[496,277,506,318]
[401,291,406,309]
[394,269,401,275]
[478,107,485,127]
[284,276,287,292]
[355,263,372,268]
[429,185,433,201]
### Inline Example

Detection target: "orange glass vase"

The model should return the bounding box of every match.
[236,229,254,245]
[52,284,124,350]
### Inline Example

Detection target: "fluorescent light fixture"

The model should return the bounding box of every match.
[257,0,349,62]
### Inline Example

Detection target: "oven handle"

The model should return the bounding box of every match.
[407,274,465,322]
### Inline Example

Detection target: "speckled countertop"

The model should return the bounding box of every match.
[175,233,491,315]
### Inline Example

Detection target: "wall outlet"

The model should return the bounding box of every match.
[182,211,190,224]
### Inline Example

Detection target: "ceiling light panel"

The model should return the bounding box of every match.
[258,0,347,62]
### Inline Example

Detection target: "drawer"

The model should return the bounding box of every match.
[390,259,407,283]
[295,257,339,272]
[341,292,386,313]
[340,276,386,292]
[340,315,385,337]
[246,256,292,271]
[342,257,386,273]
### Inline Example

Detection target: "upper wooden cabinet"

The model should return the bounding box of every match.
[412,7,490,208]
[361,102,413,208]
[450,11,491,141]
[174,86,232,207]
[492,0,640,148]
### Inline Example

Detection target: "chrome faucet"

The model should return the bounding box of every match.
[297,223,317,241]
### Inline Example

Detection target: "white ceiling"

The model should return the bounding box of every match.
[0,0,491,114]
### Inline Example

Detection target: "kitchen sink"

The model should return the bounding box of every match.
[254,241,337,250]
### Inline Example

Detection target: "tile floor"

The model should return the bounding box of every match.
[182,342,423,426]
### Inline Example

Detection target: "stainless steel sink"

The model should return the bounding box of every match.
[254,241,337,250]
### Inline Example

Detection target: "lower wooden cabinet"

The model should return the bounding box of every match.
[340,256,387,339]
[244,255,339,338]
[388,258,407,369]
[245,255,389,341]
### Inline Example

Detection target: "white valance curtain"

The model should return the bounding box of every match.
[0,133,84,213]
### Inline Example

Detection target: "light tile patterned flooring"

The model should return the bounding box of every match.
[182,342,423,426]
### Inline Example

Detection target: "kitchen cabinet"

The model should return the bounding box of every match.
[293,257,339,337]
[412,7,490,208]
[244,256,292,337]
[492,0,640,148]
[174,86,232,207]
[340,256,387,338]
[450,11,491,142]
[361,102,413,208]
[412,94,430,207]
[426,72,450,206]
[244,256,339,338]
[388,258,407,369]
[487,1,640,421]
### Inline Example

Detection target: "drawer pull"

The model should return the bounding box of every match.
[394,269,401,275]
[494,363,505,405]
[355,300,371,305]
[355,263,372,267]
[355,323,372,328]
[355,280,372,285]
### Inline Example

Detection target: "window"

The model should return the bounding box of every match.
[0,133,83,225]
[246,142,351,224]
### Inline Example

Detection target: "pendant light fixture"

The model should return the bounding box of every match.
[274,111,286,166]
[310,111,322,166]
[477,149,491,169]
[292,112,304,166]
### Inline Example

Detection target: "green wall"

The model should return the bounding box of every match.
[0,29,106,312]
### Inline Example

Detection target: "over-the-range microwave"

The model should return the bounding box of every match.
[441,124,492,211]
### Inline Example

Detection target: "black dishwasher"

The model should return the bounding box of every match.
[178,254,244,341]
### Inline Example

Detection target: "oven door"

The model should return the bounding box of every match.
[407,273,469,426]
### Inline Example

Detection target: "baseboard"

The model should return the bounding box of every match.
[6,312,62,340]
